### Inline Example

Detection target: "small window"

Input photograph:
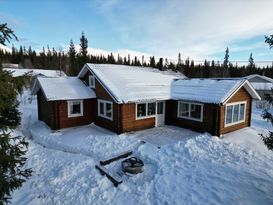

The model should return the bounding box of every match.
[136,102,156,119]
[89,75,95,88]
[157,102,164,114]
[225,101,246,127]
[98,99,113,120]
[99,102,104,115]
[68,100,83,118]
[148,103,156,116]
[137,104,146,118]
[177,101,203,122]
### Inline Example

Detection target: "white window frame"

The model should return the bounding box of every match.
[88,75,95,88]
[136,102,156,120]
[224,101,246,127]
[177,101,203,122]
[98,99,113,120]
[67,100,83,118]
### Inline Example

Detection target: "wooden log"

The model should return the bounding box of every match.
[95,165,122,187]
[100,150,133,166]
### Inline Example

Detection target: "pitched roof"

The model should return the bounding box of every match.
[245,74,273,83]
[32,77,96,101]
[172,78,261,104]
[78,63,184,103]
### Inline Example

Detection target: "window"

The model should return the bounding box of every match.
[157,102,164,114]
[98,99,113,120]
[177,101,203,122]
[67,100,83,118]
[88,75,95,88]
[136,102,156,119]
[225,101,246,127]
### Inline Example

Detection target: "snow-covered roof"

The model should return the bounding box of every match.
[32,77,96,101]
[4,68,66,78]
[78,63,185,103]
[172,78,261,104]
[250,82,273,90]
[245,74,273,83]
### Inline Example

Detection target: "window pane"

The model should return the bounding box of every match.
[89,76,95,87]
[239,104,245,121]
[72,102,81,114]
[226,105,233,124]
[190,104,201,119]
[157,102,163,114]
[233,104,239,122]
[137,104,146,117]
[106,103,112,118]
[179,103,189,117]
[148,103,156,115]
[100,102,104,115]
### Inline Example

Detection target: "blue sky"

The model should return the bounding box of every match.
[1,0,273,64]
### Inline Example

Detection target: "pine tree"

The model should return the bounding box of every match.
[0,24,32,204]
[223,47,229,68]
[265,34,273,48]
[222,47,230,77]
[0,23,18,45]
[150,56,156,68]
[248,53,254,68]
[68,39,78,75]
[79,32,88,69]
[260,34,273,151]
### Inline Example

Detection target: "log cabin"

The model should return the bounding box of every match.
[32,64,261,136]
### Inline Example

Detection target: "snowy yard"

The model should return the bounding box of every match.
[11,90,273,205]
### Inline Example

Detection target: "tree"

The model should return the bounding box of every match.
[79,32,88,66]
[0,23,32,204]
[265,34,273,49]
[222,47,230,77]
[260,34,273,151]
[68,39,78,75]
[260,92,273,150]
[0,23,18,46]
[248,53,255,68]
[223,47,229,68]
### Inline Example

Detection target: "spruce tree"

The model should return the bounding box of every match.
[265,34,273,48]
[260,34,273,150]
[0,23,32,204]
[223,47,229,68]
[68,39,77,75]
[79,32,88,68]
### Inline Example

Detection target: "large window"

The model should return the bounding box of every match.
[177,101,203,122]
[88,75,95,88]
[67,100,83,118]
[98,99,113,120]
[225,101,246,127]
[136,102,156,119]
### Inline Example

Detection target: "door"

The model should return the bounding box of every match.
[156,101,165,126]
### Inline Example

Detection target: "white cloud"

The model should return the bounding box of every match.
[93,0,273,60]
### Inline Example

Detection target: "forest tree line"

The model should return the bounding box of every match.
[0,32,273,78]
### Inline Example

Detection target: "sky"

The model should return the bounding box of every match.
[1,0,273,64]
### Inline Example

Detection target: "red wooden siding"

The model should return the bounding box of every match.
[119,103,155,133]
[37,89,54,128]
[56,99,95,129]
[37,89,95,130]
[165,100,219,135]
[219,87,251,135]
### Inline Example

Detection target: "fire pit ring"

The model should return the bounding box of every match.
[121,157,144,174]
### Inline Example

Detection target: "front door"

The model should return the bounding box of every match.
[156,101,165,127]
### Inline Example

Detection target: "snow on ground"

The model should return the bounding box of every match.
[10,91,273,205]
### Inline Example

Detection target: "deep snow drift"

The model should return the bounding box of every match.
[10,90,273,205]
